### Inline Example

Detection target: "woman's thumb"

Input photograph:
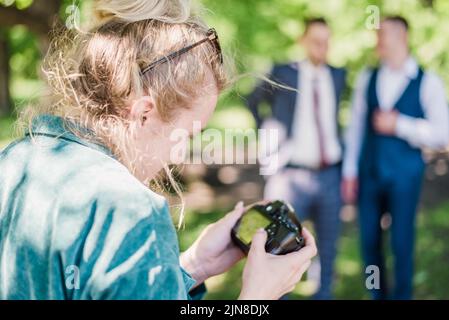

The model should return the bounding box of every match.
[249,228,268,255]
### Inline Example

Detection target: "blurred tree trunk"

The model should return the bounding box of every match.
[0,0,63,116]
[0,30,11,116]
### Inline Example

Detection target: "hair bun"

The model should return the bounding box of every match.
[94,0,192,24]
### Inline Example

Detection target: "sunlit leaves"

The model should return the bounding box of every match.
[0,0,33,10]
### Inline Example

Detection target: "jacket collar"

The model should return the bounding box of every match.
[380,56,419,80]
[26,114,115,158]
[289,60,332,72]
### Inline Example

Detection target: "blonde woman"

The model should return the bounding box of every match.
[0,0,316,300]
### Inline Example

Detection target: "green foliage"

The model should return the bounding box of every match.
[200,0,449,127]
[0,116,15,148]
[4,0,449,122]
[8,25,40,79]
[0,0,33,9]
[2,0,90,80]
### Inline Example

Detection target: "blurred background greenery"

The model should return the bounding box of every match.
[0,0,448,299]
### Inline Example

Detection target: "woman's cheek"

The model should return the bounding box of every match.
[167,131,189,165]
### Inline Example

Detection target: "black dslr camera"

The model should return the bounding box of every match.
[231,200,305,255]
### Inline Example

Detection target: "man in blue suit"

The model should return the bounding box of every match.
[342,16,449,299]
[247,18,346,299]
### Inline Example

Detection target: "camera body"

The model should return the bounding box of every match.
[231,200,305,255]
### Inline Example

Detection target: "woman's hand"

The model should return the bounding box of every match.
[180,201,246,284]
[239,227,317,300]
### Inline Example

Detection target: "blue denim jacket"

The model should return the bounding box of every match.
[0,114,199,299]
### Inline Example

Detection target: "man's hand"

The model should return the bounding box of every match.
[180,202,246,284]
[373,110,398,135]
[341,177,358,204]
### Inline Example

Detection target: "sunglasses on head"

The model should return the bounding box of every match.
[140,28,223,75]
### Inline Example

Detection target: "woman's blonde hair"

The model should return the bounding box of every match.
[20,0,228,226]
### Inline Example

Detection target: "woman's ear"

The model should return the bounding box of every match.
[129,96,155,127]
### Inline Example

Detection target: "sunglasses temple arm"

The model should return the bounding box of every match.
[141,38,210,74]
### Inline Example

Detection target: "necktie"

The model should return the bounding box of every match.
[312,76,328,168]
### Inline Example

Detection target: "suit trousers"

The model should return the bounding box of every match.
[358,170,423,300]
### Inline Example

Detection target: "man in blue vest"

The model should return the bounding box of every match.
[342,16,449,300]
[247,17,346,299]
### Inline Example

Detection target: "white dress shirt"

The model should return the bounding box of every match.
[290,60,342,168]
[343,56,449,178]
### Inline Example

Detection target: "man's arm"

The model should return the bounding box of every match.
[395,72,449,149]
[341,69,371,204]
[342,69,371,179]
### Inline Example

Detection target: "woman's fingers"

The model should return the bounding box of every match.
[282,285,296,296]
[249,229,268,256]
[222,201,245,226]
[294,259,311,282]
[227,245,246,260]
[279,228,317,266]
[284,255,312,282]
[302,227,316,249]
[283,259,311,296]
[235,200,244,210]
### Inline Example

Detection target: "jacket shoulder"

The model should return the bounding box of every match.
[271,62,298,74]
[328,65,347,78]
